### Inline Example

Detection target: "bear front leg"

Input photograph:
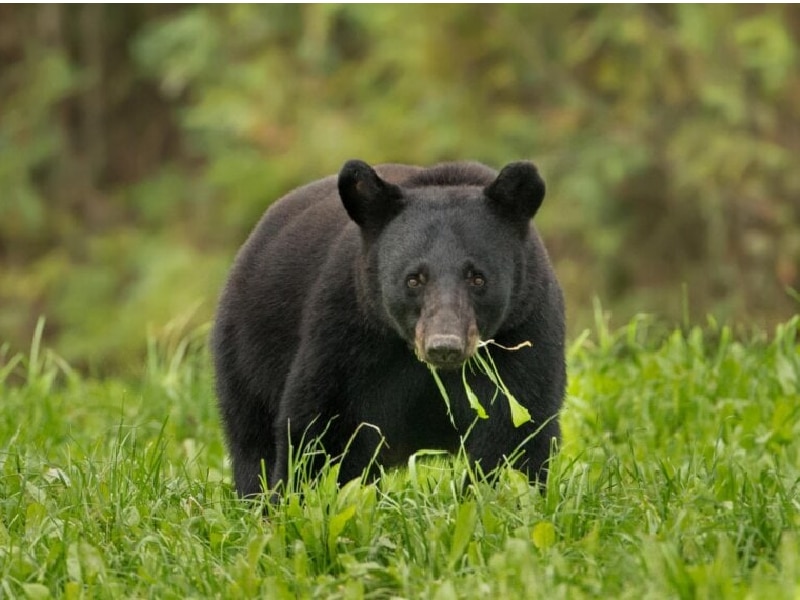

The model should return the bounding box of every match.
[215,370,278,498]
[270,393,387,496]
[463,416,560,486]
[269,359,390,497]
[268,338,347,498]
[450,361,562,486]
[459,333,564,487]
[269,402,328,499]
[231,444,272,499]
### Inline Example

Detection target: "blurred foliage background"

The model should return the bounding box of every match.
[1,5,798,373]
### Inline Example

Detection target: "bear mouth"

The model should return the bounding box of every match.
[425,356,468,370]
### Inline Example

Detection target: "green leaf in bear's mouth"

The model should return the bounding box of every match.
[426,339,533,428]
[427,364,457,427]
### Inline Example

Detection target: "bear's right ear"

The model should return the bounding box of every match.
[339,160,405,235]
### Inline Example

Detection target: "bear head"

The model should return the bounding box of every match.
[338,159,545,370]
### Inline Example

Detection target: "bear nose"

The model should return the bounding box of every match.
[425,334,467,367]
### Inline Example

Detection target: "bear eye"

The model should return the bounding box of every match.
[406,273,425,289]
[467,271,485,287]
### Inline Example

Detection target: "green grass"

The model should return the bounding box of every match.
[1,314,799,599]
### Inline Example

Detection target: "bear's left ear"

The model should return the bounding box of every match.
[484,161,546,230]
[339,159,405,236]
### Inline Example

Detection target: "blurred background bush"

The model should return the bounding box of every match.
[1,5,798,373]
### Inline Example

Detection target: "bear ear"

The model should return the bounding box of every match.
[339,159,405,235]
[484,161,546,229]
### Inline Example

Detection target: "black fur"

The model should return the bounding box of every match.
[211,160,566,498]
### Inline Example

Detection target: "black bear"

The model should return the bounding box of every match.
[212,159,565,498]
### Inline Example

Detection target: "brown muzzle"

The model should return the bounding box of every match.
[414,286,479,369]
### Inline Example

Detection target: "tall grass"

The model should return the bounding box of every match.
[0,315,798,598]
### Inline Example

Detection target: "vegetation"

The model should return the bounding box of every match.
[1,315,798,598]
[1,5,799,371]
[2,6,797,596]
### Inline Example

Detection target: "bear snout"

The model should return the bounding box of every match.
[425,333,469,368]
[414,311,479,369]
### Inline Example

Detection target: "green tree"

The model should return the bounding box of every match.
[1,5,798,370]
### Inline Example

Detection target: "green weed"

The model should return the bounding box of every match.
[427,339,533,427]
[0,316,798,598]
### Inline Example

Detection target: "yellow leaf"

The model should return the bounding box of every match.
[532,521,556,550]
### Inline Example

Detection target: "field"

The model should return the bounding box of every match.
[1,313,799,599]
